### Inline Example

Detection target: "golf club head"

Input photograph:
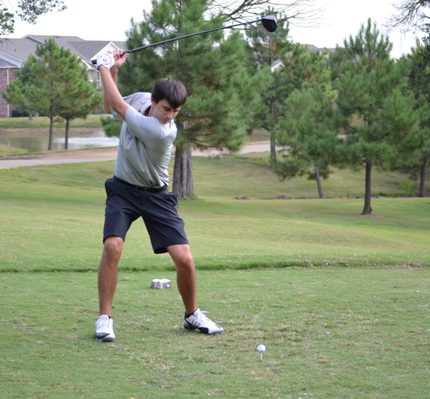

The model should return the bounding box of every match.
[261,15,278,32]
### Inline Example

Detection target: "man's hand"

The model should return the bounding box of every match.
[99,49,130,120]
[96,53,115,70]
[112,50,128,69]
[96,50,128,70]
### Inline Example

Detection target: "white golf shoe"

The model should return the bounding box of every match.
[95,315,116,342]
[184,308,224,335]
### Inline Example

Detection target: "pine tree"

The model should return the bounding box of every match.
[331,19,419,214]
[121,0,262,198]
[404,43,430,196]
[58,62,102,149]
[3,39,101,150]
[246,11,291,168]
[275,50,338,198]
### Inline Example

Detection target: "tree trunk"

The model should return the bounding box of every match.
[64,118,70,150]
[362,160,373,215]
[270,132,276,168]
[173,143,195,199]
[418,155,428,197]
[269,98,277,169]
[315,168,324,199]
[48,115,54,151]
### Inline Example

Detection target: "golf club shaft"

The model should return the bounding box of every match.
[126,18,264,54]
[92,16,276,65]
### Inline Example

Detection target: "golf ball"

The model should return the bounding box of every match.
[256,344,266,353]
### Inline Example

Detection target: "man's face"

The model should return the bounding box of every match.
[150,99,181,124]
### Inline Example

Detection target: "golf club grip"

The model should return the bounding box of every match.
[91,51,128,65]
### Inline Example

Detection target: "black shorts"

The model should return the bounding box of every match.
[103,177,188,254]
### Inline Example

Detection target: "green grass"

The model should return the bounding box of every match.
[0,114,105,129]
[0,118,268,137]
[0,155,429,398]
[0,156,429,272]
[0,142,30,156]
[1,268,429,398]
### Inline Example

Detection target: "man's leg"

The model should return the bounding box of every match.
[168,244,224,335]
[96,236,124,342]
[167,244,197,314]
[98,236,124,316]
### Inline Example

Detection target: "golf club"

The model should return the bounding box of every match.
[92,15,277,65]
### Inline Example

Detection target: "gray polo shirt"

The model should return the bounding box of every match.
[113,92,177,188]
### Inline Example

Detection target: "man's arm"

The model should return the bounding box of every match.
[99,50,129,120]
[102,67,116,113]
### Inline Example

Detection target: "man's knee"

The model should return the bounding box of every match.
[177,253,194,269]
[169,245,194,269]
[103,236,124,259]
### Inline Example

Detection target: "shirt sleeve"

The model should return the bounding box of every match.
[125,106,169,144]
[110,92,144,118]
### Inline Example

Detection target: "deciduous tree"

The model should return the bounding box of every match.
[391,0,430,31]
[0,0,66,35]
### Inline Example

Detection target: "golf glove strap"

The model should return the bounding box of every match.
[96,53,115,70]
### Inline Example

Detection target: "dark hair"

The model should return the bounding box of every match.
[151,78,187,108]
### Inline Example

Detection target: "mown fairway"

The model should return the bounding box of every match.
[0,155,429,398]
[0,155,429,271]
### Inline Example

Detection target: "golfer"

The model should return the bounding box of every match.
[95,50,223,342]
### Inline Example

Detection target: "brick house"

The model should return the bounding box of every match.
[0,35,126,117]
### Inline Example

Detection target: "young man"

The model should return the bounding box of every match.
[95,50,223,342]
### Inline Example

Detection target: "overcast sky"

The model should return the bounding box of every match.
[10,0,423,59]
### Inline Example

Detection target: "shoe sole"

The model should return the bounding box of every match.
[96,333,116,342]
[184,321,223,335]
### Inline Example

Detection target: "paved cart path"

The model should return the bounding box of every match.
[0,141,270,169]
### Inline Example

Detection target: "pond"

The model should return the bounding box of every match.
[0,127,119,152]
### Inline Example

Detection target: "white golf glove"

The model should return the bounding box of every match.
[95,53,115,70]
